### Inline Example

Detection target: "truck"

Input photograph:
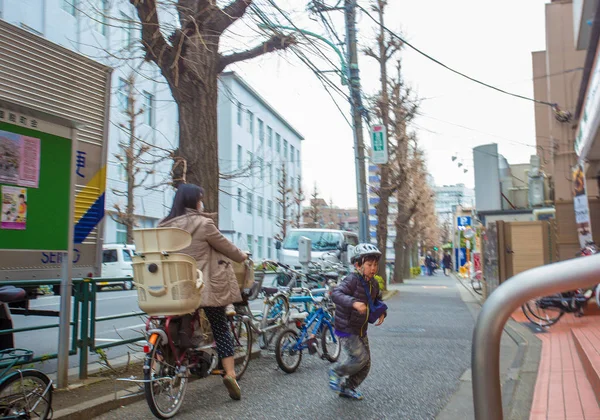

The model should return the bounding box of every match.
[0,19,111,300]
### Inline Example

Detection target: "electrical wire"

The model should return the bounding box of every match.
[356,3,557,107]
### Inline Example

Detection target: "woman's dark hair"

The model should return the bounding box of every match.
[163,184,204,222]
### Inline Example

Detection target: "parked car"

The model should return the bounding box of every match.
[276,228,358,269]
[100,244,136,290]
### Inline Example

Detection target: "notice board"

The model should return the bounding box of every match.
[0,118,72,251]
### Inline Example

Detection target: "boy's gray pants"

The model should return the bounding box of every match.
[333,335,370,389]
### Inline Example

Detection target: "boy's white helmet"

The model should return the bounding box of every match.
[352,243,381,263]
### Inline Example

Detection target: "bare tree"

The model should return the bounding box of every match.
[111,72,171,243]
[364,1,417,278]
[308,183,323,228]
[128,0,295,213]
[275,163,292,241]
[292,182,305,228]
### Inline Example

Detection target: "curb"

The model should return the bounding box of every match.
[382,290,398,301]
[52,348,262,419]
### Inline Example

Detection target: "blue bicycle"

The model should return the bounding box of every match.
[275,289,341,373]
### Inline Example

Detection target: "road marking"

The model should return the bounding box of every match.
[96,323,147,337]
[31,292,137,308]
[422,286,448,289]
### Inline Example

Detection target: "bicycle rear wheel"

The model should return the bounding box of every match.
[0,369,52,420]
[230,316,252,380]
[144,336,188,419]
[259,294,289,349]
[522,295,564,327]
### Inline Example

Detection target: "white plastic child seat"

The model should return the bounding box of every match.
[132,228,202,316]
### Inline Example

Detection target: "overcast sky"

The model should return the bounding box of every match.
[228,0,549,208]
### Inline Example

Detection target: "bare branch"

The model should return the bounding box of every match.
[218,34,295,72]
[210,0,253,34]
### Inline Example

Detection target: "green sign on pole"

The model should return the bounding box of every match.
[370,124,388,164]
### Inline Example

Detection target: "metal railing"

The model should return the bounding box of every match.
[0,277,145,381]
[472,254,600,419]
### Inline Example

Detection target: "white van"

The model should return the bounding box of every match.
[100,244,136,290]
[276,229,359,269]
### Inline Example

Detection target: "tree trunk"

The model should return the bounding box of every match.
[174,78,219,213]
[403,242,411,279]
[376,169,391,278]
[392,224,407,283]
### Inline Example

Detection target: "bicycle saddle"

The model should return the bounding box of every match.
[261,287,279,296]
[0,286,26,303]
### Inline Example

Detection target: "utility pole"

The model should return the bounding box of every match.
[344,0,370,243]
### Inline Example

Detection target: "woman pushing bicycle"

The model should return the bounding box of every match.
[159,183,248,400]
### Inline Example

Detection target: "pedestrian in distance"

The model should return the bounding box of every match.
[443,252,452,276]
[425,251,434,276]
[159,183,248,401]
[329,243,387,400]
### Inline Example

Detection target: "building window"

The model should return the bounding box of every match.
[258,157,263,180]
[116,221,127,243]
[257,236,264,259]
[143,91,154,126]
[237,145,242,168]
[267,200,273,219]
[237,188,242,211]
[237,232,242,246]
[291,145,295,163]
[267,163,272,184]
[117,77,130,113]
[297,176,301,192]
[246,192,253,214]
[257,196,263,217]
[61,0,76,16]
[258,119,264,145]
[237,101,242,125]
[297,149,300,163]
[284,140,288,159]
[246,110,253,134]
[267,126,273,148]
[276,133,281,153]
[247,152,253,168]
[267,238,272,259]
[247,234,254,255]
[121,13,134,50]
[95,0,108,35]
[276,168,280,184]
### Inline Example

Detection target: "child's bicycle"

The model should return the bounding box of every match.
[0,348,53,419]
[274,288,341,373]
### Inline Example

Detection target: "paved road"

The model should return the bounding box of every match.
[12,287,265,374]
[97,274,476,419]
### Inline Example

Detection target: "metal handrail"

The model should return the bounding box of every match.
[472,254,600,419]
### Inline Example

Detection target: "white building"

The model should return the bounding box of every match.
[433,183,475,223]
[0,3,302,254]
[218,72,304,260]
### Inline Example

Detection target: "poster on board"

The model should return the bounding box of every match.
[1,185,27,230]
[0,130,40,188]
[572,163,593,248]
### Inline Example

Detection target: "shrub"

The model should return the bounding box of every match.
[410,267,421,277]
[374,274,385,291]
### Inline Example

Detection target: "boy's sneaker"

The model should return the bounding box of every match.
[225,304,236,317]
[329,368,341,391]
[338,387,363,400]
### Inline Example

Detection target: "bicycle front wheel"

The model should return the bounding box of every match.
[230,316,252,380]
[275,329,302,374]
[259,294,289,349]
[321,326,341,362]
[144,336,188,419]
[0,369,52,420]
[522,295,564,327]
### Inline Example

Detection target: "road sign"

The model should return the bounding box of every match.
[370,124,388,164]
[457,216,471,228]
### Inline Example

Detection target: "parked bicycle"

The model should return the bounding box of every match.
[275,288,341,373]
[471,270,483,296]
[0,287,53,420]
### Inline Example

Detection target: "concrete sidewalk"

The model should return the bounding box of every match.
[392,274,542,420]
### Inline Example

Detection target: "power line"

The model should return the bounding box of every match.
[356,3,557,108]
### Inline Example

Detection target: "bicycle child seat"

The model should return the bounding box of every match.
[132,228,203,316]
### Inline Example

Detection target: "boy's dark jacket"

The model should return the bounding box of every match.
[331,272,384,337]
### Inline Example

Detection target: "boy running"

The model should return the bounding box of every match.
[329,243,386,400]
